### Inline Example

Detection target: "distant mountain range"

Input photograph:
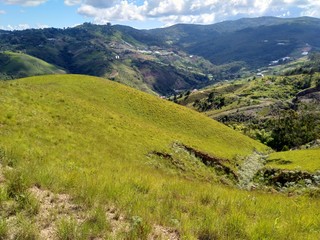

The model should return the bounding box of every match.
[1,16,320,94]
[144,16,320,67]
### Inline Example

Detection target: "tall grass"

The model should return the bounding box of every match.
[0,75,319,238]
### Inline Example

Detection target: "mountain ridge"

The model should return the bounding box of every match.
[1,16,320,94]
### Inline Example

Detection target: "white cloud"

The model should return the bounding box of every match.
[3,0,320,25]
[4,23,30,30]
[64,0,82,6]
[78,1,147,22]
[160,13,216,26]
[36,23,50,29]
[0,10,6,14]
[2,0,47,6]
[0,23,52,30]
[148,0,185,17]
[84,0,118,8]
[68,0,320,26]
[299,0,320,17]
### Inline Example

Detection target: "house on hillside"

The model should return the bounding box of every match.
[257,73,264,77]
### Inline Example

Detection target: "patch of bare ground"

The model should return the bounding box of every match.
[105,205,130,237]
[0,164,179,239]
[29,187,131,239]
[29,186,87,239]
[149,225,180,240]
[29,186,179,239]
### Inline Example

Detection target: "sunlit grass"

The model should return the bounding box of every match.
[0,51,65,79]
[268,149,320,172]
[0,74,319,238]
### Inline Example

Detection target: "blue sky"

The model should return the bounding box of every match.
[0,1,86,30]
[1,0,320,30]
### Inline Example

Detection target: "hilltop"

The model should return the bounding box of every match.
[0,75,319,239]
[0,51,65,80]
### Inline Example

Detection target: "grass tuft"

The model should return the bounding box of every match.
[0,220,8,240]
[5,170,28,200]
[56,218,79,240]
[14,215,39,240]
[80,206,110,238]
[126,215,152,240]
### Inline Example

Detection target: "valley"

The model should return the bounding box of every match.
[2,16,320,95]
[0,16,320,239]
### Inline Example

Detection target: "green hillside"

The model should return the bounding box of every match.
[0,51,65,79]
[0,75,319,238]
[268,149,320,172]
[177,72,320,151]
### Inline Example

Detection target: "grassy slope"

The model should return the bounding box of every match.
[0,51,65,79]
[180,73,320,113]
[0,75,319,238]
[179,74,320,172]
[268,149,320,172]
[107,61,157,95]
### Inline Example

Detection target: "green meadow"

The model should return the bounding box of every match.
[0,75,319,239]
[268,149,320,172]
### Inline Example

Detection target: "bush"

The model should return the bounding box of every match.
[269,110,320,151]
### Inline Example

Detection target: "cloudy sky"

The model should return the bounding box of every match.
[0,0,320,30]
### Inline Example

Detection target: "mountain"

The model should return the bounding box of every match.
[0,51,65,79]
[0,23,213,95]
[0,74,319,239]
[1,17,320,94]
[147,16,320,41]
[147,17,320,68]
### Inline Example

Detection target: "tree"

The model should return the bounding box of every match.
[269,110,319,151]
